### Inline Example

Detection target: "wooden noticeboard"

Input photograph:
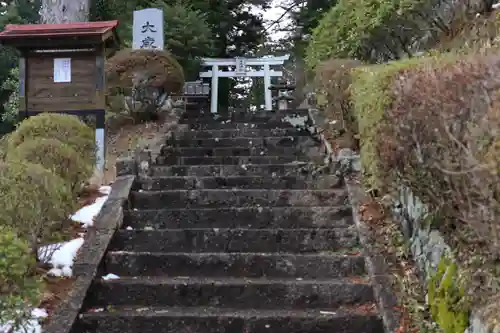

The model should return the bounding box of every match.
[0,21,120,117]
[0,21,121,171]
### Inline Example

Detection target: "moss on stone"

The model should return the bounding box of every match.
[427,256,469,333]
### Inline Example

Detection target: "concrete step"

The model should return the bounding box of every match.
[105,252,366,278]
[170,136,314,148]
[150,163,317,177]
[179,112,309,124]
[109,228,359,253]
[188,121,299,130]
[157,155,306,166]
[137,175,342,191]
[179,116,309,125]
[78,306,384,333]
[181,109,310,120]
[176,127,311,139]
[131,189,348,209]
[86,276,375,308]
[124,206,354,229]
[158,146,309,158]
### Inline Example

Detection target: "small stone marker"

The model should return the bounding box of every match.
[132,8,164,50]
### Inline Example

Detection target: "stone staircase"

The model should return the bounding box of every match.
[75,109,385,333]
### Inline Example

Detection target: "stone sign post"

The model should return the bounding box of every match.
[132,8,164,50]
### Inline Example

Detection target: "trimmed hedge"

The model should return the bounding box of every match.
[350,53,500,326]
[1,113,97,326]
[352,53,500,218]
[8,138,94,193]
[351,57,427,190]
[0,160,76,254]
[0,226,43,331]
[8,113,96,164]
[350,54,460,190]
[378,54,500,241]
[0,133,9,161]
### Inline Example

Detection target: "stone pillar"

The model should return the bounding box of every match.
[269,80,296,110]
[135,148,152,177]
[263,63,272,111]
[274,95,295,110]
[210,65,218,113]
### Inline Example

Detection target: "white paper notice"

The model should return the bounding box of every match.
[54,58,71,83]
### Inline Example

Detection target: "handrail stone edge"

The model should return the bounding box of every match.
[42,174,136,333]
[304,99,401,333]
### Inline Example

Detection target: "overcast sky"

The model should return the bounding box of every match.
[253,0,290,41]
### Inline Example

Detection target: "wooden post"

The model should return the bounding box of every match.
[95,54,106,171]
[18,57,26,115]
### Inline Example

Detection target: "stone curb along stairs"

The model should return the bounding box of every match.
[72,108,392,333]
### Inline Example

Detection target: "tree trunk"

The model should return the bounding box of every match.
[39,0,89,23]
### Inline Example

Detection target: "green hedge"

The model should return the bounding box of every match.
[0,226,43,330]
[1,113,97,326]
[8,138,93,193]
[305,0,440,70]
[350,56,431,190]
[8,113,96,164]
[350,52,500,329]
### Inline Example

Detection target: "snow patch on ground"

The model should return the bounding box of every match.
[102,273,120,280]
[70,186,111,227]
[38,185,111,274]
[44,238,85,277]
[0,308,48,333]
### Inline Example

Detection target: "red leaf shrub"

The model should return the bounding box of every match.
[314,58,362,130]
[378,54,500,253]
[314,58,362,150]
[106,48,185,94]
[105,49,185,121]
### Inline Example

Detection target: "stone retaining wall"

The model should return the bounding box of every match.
[392,186,451,281]
[392,186,498,333]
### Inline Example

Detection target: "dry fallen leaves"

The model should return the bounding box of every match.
[359,199,385,224]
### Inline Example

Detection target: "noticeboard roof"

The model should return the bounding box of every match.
[0,20,119,39]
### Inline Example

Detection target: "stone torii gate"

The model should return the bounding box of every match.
[199,55,289,113]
